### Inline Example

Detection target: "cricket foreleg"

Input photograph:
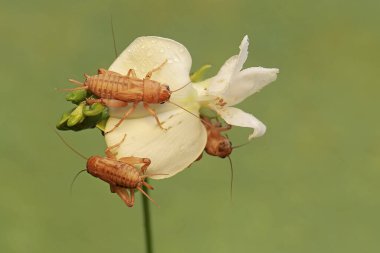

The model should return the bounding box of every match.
[110,185,134,207]
[105,134,127,159]
[217,125,232,132]
[143,103,166,130]
[145,59,168,79]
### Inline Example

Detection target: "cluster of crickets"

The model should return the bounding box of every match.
[57,63,235,208]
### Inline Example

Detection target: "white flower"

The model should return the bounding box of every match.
[193,35,279,140]
[104,37,207,179]
[104,36,278,179]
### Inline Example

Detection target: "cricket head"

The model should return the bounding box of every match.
[205,136,233,158]
[159,84,171,103]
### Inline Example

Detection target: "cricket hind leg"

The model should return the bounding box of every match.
[110,185,135,207]
[86,98,128,107]
[119,157,151,174]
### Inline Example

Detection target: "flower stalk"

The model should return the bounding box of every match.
[142,179,153,253]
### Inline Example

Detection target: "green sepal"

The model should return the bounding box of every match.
[190,64,212,82]
[65,89,88,104]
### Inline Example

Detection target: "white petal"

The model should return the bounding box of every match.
[108,36,195,119]
[104,108,207,179]
[207,55,238,94]
[109,36,192,91]
[192,77,217,103]
[210,105,266,140]
[234,35,249,74]
[222,67,279,106]
[207,35,249,95]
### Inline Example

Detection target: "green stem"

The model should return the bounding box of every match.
[142,179,153,253]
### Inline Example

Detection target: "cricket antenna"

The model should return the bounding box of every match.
[70,169,87,195]
[54,130,88,160]
[110,14,118,58]
[227,155,234,201]
[167,101,212,127]
[137,186,160,208]
[171,81,192,93]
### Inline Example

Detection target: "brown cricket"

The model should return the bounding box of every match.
[67,60,190,133]
[56,132,158,207]
[198,116,235,198]
[201,116,233,159]
[87,135,158,207]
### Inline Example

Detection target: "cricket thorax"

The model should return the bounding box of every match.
[143,80,170,103]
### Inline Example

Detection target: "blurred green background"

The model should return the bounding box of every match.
[1,0,379,252]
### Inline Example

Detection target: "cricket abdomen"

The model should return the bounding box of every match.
[87,156,141,189]
[86,74,144,102]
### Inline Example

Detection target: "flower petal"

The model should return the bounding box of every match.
[207,35,249,95]
[234,35,249,74]
[108,36,195,120]
[210,105,266,140]
[109,36,192,91]
[104,108,207,179]
[207,55,237,94]
[222,67,279,106]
